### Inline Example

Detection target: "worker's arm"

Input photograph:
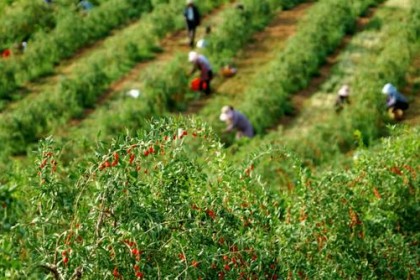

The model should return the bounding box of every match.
[224,123,234,133]
[189,63,198,76]
[387,95,396,108]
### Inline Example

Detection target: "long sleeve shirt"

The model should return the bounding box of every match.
[386,85,408,107]
[226,110,254,138]
[184,5,200,26]
[192,55,212,80]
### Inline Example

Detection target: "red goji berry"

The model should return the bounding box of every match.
[113,267,120,278]
[40,159,47,169]
[111,152,119,166]
[191,260,199,267]
[206,209,216,220]
[135,271,144,278]
[129,154,135,165]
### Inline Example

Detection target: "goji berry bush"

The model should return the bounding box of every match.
[2,119,418,279]
[17,118,284,279]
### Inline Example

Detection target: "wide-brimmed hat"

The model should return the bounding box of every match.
[220,106,233,121]
[188,51,199,62]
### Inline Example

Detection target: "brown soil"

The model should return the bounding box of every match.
[272,6,380,130]
[3,19,143,113]
[185,2,313,115]
[2,3,230,116]
[67,2,232,127]
[57,20,140,75]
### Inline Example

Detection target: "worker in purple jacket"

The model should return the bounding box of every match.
[184,0,201,48]
[189,51,213,95]
[220,106,254,139]
[382,83,409,120]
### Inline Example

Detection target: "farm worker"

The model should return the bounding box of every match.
[382,83,409,120]
[196,26,211,49]
[184,0,201,48]
[189,51,213,95]
[78,0,93,11]
[335,84,350,112]
[220,105,254,139]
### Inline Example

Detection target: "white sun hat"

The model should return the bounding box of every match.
[338,85,350,97]
[188,51,199,62]
[196,39,206,49]
[186,0,193,4]
[127,89,140,98]
[382,83,394,95]
[220,106,234,121]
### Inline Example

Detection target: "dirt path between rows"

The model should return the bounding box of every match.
[184,2,313,115]
[1,17,142,113]
[65,2,232,127]
[1,3,230,115]
[272,6,380,132]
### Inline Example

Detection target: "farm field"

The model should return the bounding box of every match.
[0,0,418,279]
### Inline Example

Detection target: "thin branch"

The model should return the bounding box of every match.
[70,266,83,280]
[39,264,62,280]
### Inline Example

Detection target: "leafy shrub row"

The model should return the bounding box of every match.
[231,0,419,178]
[3,118,418,278]
[0,0,57,50]
[0,0,163,98]
[285,0,419,166]
[0,0,228,158]
[54,0,306,159]
[201,0,385,135]
[273,126,419,278]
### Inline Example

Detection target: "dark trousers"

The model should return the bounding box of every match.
[186,21,197,47]
[390,101,409,111]
[200,70,213,95]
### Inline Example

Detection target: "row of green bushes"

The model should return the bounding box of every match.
[3,117,418,278]
[200,0,385,135]
[274,126,419,278]
[0,0,120,51]
[230,0,419,180]
[0,0,229,159]
[54,0,306,159]
[0,0,58,51]
[0,0,165,99]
